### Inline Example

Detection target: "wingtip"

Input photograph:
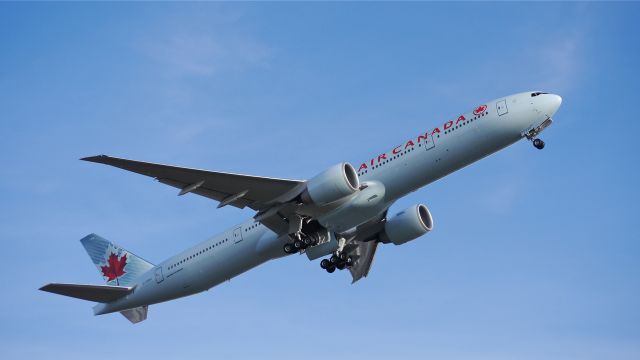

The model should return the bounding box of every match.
[80,155,108,163]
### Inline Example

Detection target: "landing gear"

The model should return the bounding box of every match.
[321,257,337,273]
[523,117,552,150]
[283,235,320,254]
[321,252,353,273]
[283,243,295,254]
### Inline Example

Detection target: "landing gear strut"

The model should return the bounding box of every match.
[533,138,545,150]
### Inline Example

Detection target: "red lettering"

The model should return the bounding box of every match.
[392,146,402,154]
[431,128,441,135]
[377,154,387,163]
[358,163,368,171]
[456,115,466,124]
[370,159,374,166]
[417,132,429,143]
[405,140,415,149]
[444,120,453,130]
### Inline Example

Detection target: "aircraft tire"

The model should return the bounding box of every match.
[533,138,545,149]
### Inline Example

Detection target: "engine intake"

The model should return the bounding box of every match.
[383,204,434,245]
[301,163,359,205]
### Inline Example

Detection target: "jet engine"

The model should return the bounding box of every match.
[382,204,434,245]
[300,163,360,205]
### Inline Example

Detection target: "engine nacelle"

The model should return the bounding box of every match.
[382,204,434,245]
[301,163,359,205]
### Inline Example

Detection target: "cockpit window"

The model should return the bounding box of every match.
[531,92,548,97]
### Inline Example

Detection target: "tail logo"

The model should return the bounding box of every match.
[101,252,127,285]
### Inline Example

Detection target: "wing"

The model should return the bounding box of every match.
[82,155,306,232]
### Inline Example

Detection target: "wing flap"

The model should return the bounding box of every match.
[40,283,133,303]
[348,241,379,283]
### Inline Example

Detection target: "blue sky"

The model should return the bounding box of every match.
[1,2,639,359]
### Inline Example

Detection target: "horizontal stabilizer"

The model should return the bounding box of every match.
[40,283,133,303]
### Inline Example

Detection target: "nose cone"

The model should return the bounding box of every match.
[542,94,562,117]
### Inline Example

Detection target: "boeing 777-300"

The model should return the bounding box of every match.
[41,91,562,323]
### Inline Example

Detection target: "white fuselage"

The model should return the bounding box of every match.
[94,91,562,315]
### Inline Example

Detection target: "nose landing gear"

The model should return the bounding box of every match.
[533,138,545,150]
[523,117,552,150]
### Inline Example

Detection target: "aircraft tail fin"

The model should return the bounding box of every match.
[80,233,155,287]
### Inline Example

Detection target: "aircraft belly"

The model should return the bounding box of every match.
[317,181,387,232]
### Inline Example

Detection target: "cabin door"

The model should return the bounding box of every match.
[497,99,508,116]
[423,133,435,150]
[155,266,164,283]
[233,226,243,244]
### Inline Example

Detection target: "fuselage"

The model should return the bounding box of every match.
[94,91,562,315]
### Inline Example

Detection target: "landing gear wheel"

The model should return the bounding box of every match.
[346,256,353,267]
[303,237,313,247]
[336,262,346,270]
[326,266,336,273]
[533,138,545,150]
[330,255,339,264]
[339,253,348,262]
[294,240,303,249]
[283,243,294,254]
[320,259,330,269]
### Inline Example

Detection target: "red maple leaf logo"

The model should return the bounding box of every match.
[473,105,487,115]
[101,252,127,283]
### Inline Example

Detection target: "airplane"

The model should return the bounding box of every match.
[40,91,562,323]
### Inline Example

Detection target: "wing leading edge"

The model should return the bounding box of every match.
[82,155,306,233]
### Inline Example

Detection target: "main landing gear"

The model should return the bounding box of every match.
[283,236,319,254]
[533,138,545,150]
[319,252,353,274]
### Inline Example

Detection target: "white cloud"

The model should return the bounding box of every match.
[535,34,582,92]
[484,181,519,213]
[143,31,271,77]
